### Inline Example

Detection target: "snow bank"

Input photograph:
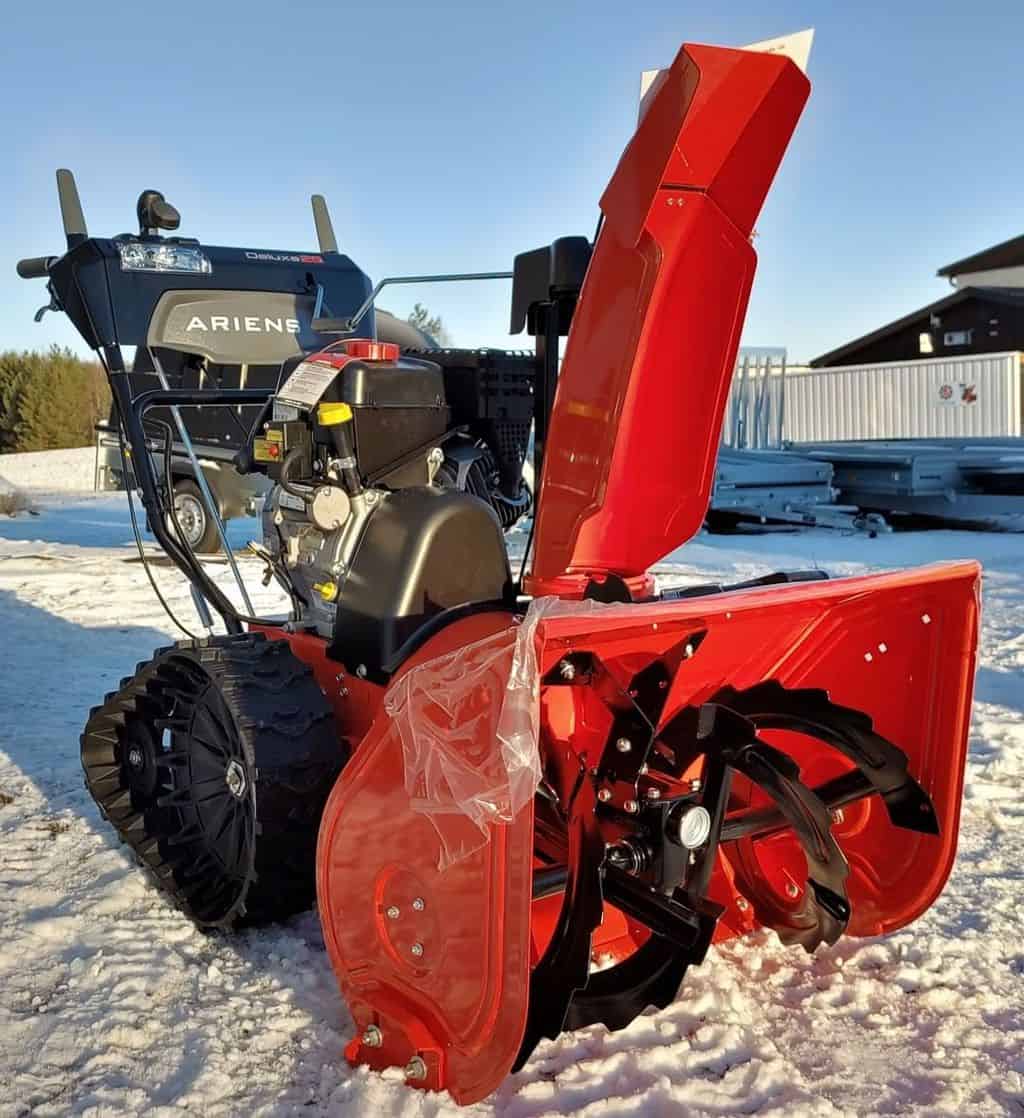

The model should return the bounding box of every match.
[0,476,31,516]
[0,446,95,492]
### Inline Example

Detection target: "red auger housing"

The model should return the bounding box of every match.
[50,36,979,1109]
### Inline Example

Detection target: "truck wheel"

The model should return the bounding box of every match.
[171,479,220,554]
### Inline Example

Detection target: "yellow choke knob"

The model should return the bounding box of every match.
[312,580,339,602]
[317,401,353,427]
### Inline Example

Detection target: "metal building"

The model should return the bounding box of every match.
[781,352,1023,443]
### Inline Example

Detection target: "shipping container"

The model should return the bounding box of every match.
[780,352,1023,442]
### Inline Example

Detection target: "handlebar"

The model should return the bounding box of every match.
[16,256,57,280]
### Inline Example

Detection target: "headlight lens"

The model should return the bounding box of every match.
[117,242,212,274]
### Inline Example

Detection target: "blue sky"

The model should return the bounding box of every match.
[3,0,1022,363]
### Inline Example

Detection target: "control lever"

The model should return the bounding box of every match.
[34,291,61,323]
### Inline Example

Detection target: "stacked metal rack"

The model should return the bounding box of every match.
[797,438,1024,530]
[711,349,883,531]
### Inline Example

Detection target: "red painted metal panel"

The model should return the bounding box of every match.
[317,612,534,1105]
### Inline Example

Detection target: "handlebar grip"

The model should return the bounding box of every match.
[16,256,56,279]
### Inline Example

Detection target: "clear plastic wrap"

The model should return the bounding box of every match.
[385,597,633,869]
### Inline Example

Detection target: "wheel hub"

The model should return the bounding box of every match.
[225,759,247,799]
[173,493,205,547]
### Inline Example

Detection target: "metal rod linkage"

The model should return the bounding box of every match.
[149,351,256,617]
[341,271,514,333]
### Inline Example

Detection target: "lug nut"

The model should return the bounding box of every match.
[386,905,400,920]
[362,1025,383,1048]
[405,1056,427,1081]
[410,942,424,958]
[412,897,425,912]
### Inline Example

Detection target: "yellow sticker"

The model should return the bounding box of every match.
[253,438,281,463]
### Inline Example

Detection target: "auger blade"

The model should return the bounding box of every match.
[727,737,851,950]
[714,682,940,834]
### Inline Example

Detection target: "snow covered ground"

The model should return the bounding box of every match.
[0,465,1022,1117]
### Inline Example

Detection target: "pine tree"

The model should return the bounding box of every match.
[0,348,110,452]
[407,303,451,346]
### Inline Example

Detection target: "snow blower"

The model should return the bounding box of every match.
[18,39,978,1105]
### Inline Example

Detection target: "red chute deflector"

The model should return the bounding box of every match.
[527,44,810,594]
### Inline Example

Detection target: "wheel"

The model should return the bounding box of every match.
[170,478,220,554]
[81,633,346,927]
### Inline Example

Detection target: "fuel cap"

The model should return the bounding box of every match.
[342,338,400,362]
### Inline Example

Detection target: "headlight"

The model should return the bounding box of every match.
[117,242,212,275]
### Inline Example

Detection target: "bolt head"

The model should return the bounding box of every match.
[412,897,425,912]
[558,660,576,681]
[785,882,800,898]
[386,905,400,920]
[405,1056,427,1081]
[597,788,612,803]
[624,799,639,814]
[689,779,702,793]
[355,665,368,679]
[410,942,424,958]
[646,787,661,800]
[737,897,750,912]
[615,737,632,753]
[127,747,144,770]
[362,1025,383,1048]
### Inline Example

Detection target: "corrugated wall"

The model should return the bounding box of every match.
[782,352,1023,441]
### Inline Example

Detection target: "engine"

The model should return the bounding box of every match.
[244,340,532,679]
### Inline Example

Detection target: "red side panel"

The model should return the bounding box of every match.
[317,612,533,1106]
[529,44,810,588]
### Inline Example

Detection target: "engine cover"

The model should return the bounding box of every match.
[330,487,513,679]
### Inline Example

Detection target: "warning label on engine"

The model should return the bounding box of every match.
[276,359,339,410]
